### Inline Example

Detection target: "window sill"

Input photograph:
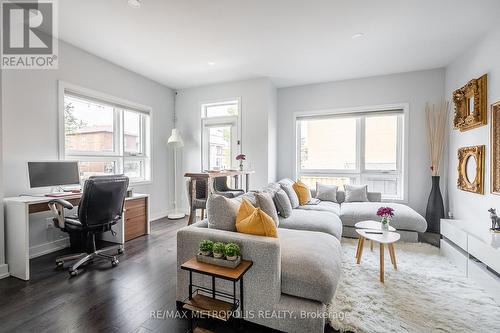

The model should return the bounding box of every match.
[129,180,152,187]
[381,198,408,205]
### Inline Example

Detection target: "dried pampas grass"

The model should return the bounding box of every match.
[425,101,449,176]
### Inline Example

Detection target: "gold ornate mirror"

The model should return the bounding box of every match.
[453,74,487,131]
[492,102,500,195]
[457,145,485,194]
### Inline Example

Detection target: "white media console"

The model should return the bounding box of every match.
[440,219,500,304]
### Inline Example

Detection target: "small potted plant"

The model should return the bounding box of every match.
[236,154,246,171]
[199,240,214,256]
[213,242,225,259]
[224,243,240,261]
[376,207,395,231]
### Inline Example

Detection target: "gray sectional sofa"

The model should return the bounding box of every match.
[176,178,427,333]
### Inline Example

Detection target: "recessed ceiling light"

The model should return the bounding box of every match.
[352,33,365,39]
[128,0,142,8]
[208,62,216,66]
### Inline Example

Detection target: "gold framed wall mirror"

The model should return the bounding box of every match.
[492,102,500,195]
[453,74,487,131]
[457,145,485,194]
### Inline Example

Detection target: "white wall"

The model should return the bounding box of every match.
[267,81,278,183]
[277,69,446,215]
[2,41,174,255]
[176,78,277,210]
[0,69,7,277]
[445,24,500,228]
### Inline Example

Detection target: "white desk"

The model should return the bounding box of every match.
[4,193,150,280]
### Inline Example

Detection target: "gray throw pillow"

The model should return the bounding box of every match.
[273,189,293,218]
[315,183,338,202]
[255,192,279,226]
[344,184,369,202]
[206,194,240,231]
[280,183,299,208]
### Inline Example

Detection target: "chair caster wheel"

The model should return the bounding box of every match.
[56,262,64,268]
[69,270,79,277]
[111,259,119,267]
[117,248,124,254]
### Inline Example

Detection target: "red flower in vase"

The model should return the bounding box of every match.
[376,207,394,218]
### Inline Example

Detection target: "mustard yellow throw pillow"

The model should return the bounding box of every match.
[236,199,278,238]
[293,180,311,205]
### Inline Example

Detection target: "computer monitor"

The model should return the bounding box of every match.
[27,161,80,189]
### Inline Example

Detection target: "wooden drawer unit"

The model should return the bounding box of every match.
[124,197,147,241]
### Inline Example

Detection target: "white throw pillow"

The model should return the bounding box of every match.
[344,184,369,202]
[315,183,338,202]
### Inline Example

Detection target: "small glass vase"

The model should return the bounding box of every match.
[381,217,391,231]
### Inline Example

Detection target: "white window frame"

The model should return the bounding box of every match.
[294,103,409,202]
[58,81,153,185]
[200,97,242,171]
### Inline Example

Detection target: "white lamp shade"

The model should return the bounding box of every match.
[167,128,184,147]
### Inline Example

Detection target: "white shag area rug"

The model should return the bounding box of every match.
[327,238,500,333]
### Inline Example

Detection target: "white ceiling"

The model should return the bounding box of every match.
[59,0,500,89]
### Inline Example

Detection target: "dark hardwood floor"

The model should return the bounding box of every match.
[1,217,334,333]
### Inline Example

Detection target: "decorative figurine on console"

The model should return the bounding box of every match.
[488,208,500,232]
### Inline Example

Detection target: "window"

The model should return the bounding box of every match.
[201,99,240,171]
[61,87,151,183]
[297,109,405,200]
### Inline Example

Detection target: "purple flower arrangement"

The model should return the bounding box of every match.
[236,154,246,171]
[376,207,394,218]
[377,207,394,230]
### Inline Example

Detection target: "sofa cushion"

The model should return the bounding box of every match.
[279,228,342,304]
[315,183,338,202]
[255,192,279,226]
[278,209,342,240]
[280,183,300,208]
[273,189,293,218]
[236,199,278,238]
[344,184,369,202]
[340,202,427,232]
[292,180,311,205]
[206,194,240,231]
[296,201,341,215]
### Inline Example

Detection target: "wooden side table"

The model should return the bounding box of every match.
[355,229,400,283]
[180,257,253,332]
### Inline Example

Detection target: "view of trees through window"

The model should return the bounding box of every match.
[63,93,150,182]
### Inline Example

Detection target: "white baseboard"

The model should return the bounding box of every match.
[29,237,70,259]
[0,264,9,279]
[151,210,169,221]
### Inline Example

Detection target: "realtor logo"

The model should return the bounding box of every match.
[1,0,58,69]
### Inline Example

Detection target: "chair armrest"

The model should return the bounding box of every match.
[48,198,74,210]
[48,199,74,229]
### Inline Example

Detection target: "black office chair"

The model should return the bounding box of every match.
[213,176,245,198]
[48,175,129,277]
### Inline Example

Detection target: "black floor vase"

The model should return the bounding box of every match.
[425,176,445,234]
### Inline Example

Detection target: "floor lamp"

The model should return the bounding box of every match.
[167,128,185,220]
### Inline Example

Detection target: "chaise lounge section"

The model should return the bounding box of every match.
[176,179,426,332]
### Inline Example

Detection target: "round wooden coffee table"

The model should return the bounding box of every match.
[354,220,396,251]
[354,220,396,232]
[355,228,400,283]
